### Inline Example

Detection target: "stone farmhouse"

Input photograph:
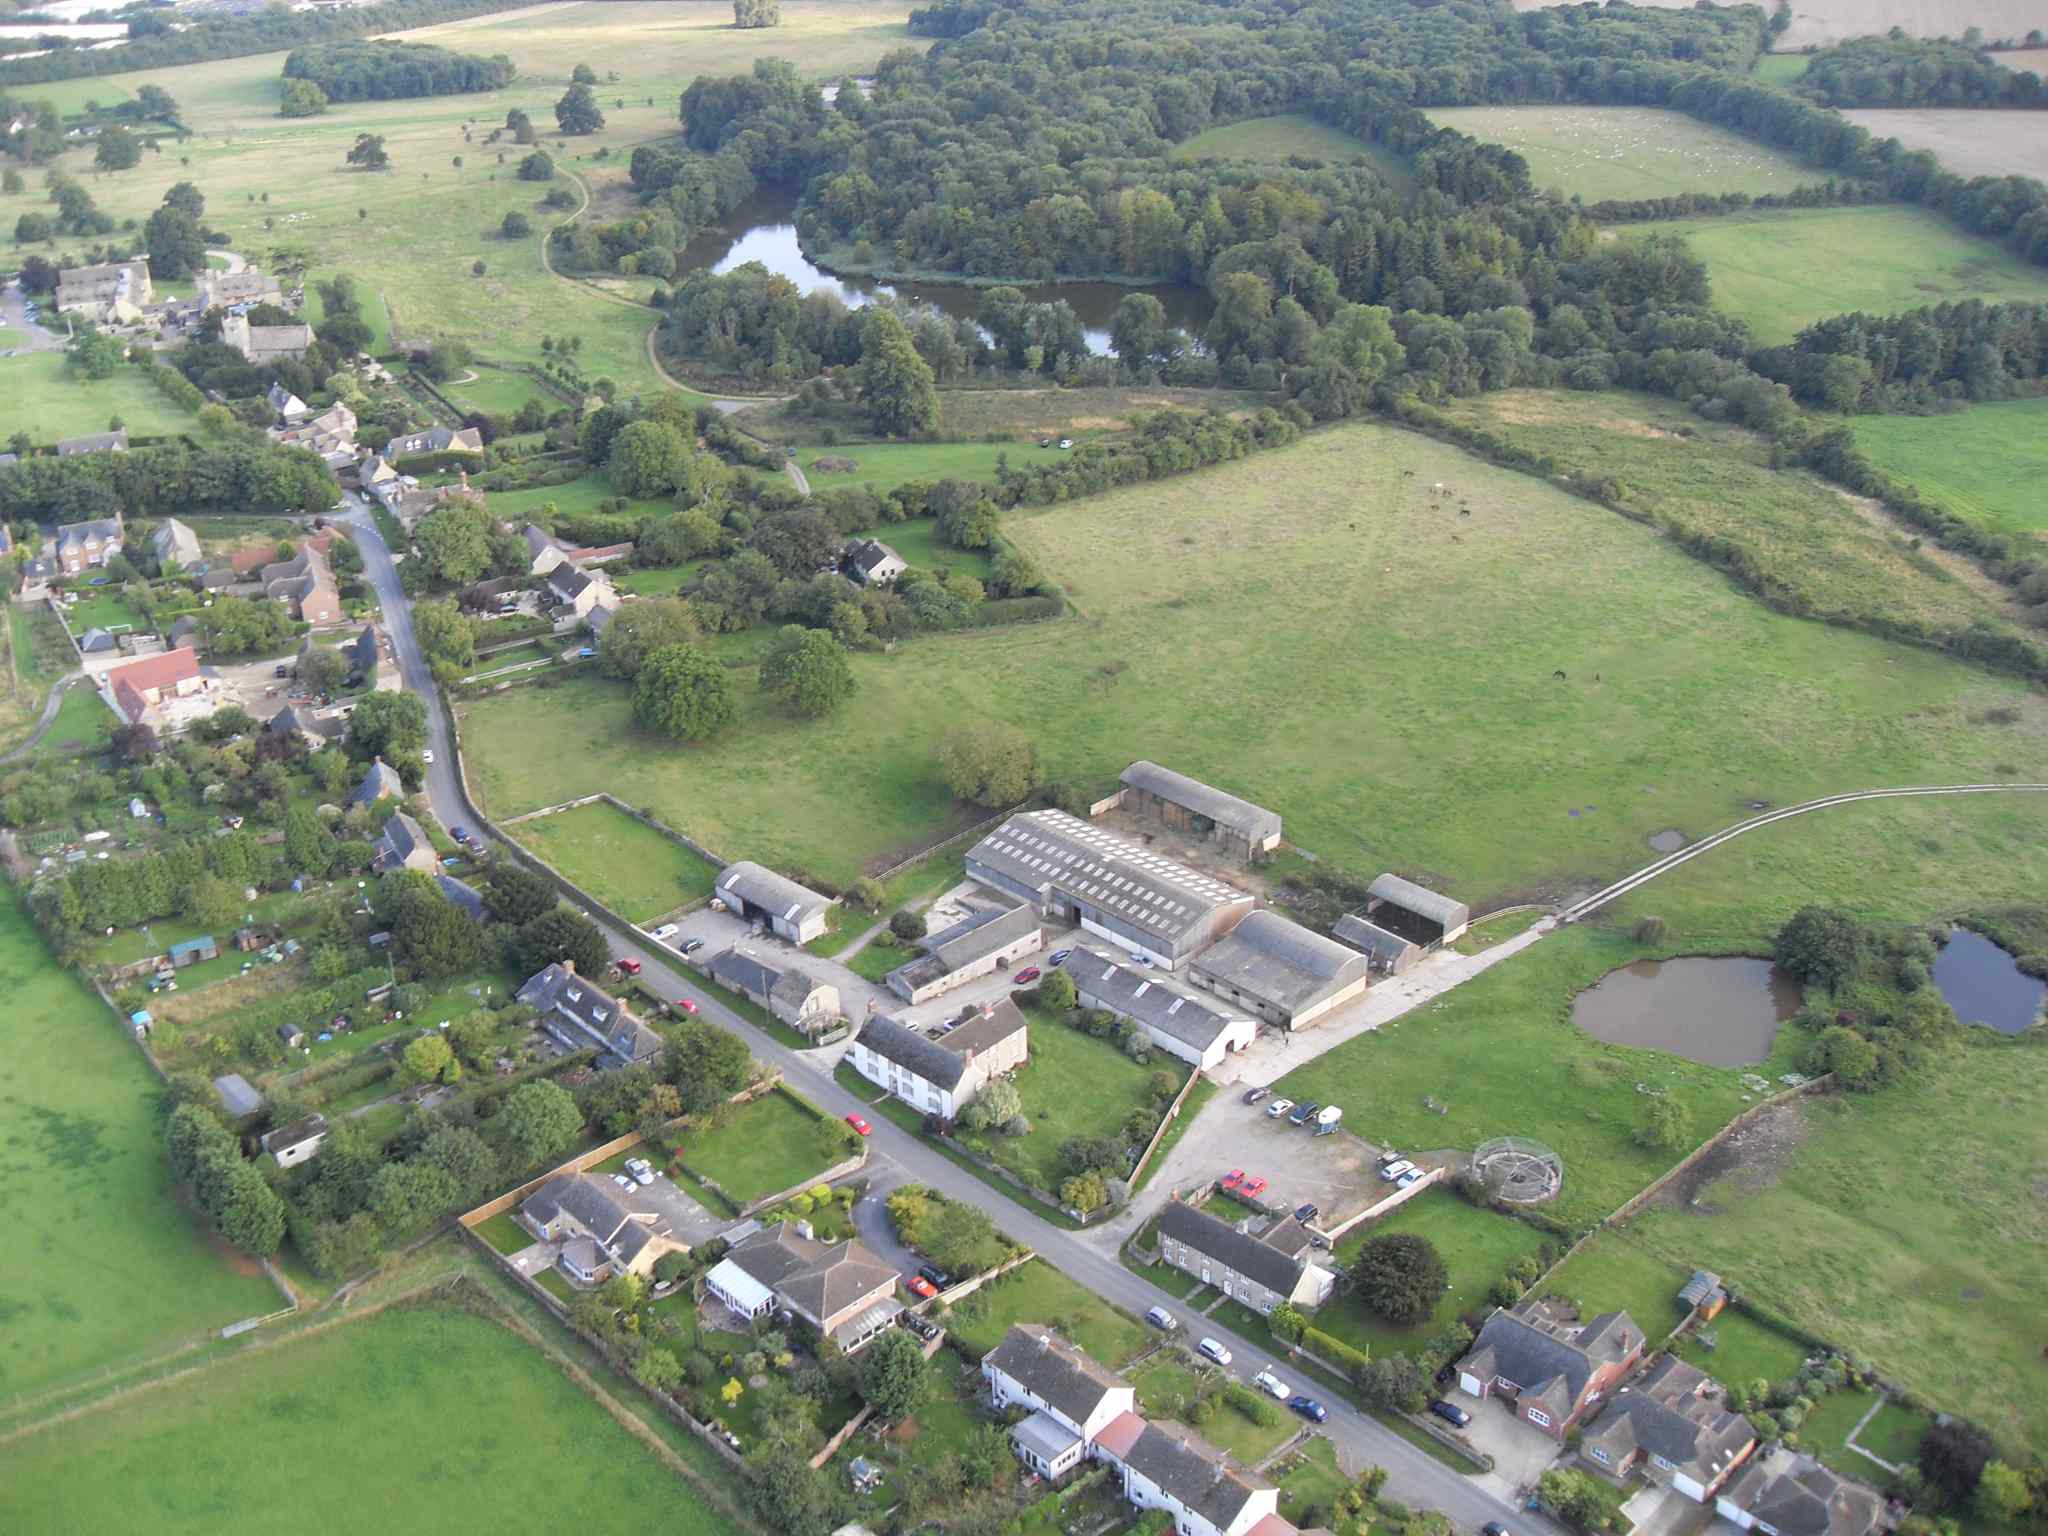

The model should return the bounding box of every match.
[1153,1200,1336,1314]
[516,960,663,1070]
[56,257,152,323]
[885,900,1043,1004]
[847,1000,1029,1120]
[222,312,314,364]
[707,947,841,1036]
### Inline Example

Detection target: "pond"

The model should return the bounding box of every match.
[1932,926,2045,1034]
[1571,956,1803,1067]
[677,189,1214,356]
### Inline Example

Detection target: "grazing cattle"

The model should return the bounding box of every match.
[1553,669,1567,681]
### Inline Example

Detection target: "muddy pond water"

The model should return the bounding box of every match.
[1932,927,2045,1034]
[1571,956,1804,1067]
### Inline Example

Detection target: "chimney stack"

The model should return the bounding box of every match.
[561,959,576,976]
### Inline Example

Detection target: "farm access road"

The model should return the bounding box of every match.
[337,496,1565,1535]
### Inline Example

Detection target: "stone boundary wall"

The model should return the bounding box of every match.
[1127,1068,1208,1190]
[736,1146,869,1219]
[1317,1164,1443,1243]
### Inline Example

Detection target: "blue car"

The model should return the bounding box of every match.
[1288,1396,1328,1423]
[576,647,596,658]
[451,826,467,842]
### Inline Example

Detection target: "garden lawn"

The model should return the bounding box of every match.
[1429,106,1814,201]
[679,1089,832,1206]
[836,1350,988,1509]
[59,590,148,633]
[2,1306,719,1533]
[1174,114,1410,184]
[459,417,2048,895]
[955,1012,1186,1195]
[944,1259,1151,1368]
[447,366,563,419]
[1625,1036,2048,1453]
[484,475,674,527]
[29,678,115,759]
[1672,1307,1809,1394]
[507,798,721,922]
[474,1211,535,1256]
[1624,205,2048,343]
[1799,1386,1880,1465]
[1537,1234,1694,1346]
[0,352,197,445]
[1205,1388,1298,1466]
[1848,399,2048,540]
[0,883,278,1401]
[1134,1355,1205,1422]
[1277,1437,1351,1515]
[614,564,705,597]
[1317,1191,1550,1357]
[1857,1398,1932,1465]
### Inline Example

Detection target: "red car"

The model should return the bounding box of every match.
[679,998,699,1014]
[1011,966,1042,986]
[616,958,642,976]
[1220,1169,1246,1192]
[845,1113,872,1137]
[906,1274,938,1299]
[1238,1175,1269,1199]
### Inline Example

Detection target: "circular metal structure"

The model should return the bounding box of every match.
[1471,1136,1563,1205]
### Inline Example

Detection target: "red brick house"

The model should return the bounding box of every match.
[1456,1301,1643,1440]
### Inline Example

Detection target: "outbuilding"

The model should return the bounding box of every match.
[1332,913,1422,975]
[1365,873,1469,948]
[1069,946,1254,1070]
[886,901,1043,1004]
[713,861,831,944]
[1185,911,1369,1030]
[1115,761,1282,860]
[261,1113,329,1168]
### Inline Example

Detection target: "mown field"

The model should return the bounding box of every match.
[1624,205,2048,343]
[1428,106,1815,201]
[0,2,919,395]
[506,796,720,922]
[1171,113,1411,185]
[461,414,2048,893]
[1840,108,2048,182]
[0,883,278,1405]
[0,351,198,445]
[1848,399,2048,540]
[0,1304,718,1533]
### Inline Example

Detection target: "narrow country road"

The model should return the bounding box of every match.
[338,500,1561,1536]
[0,673,85,765]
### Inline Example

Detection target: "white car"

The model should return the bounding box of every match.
[422,749,435,764]
[1265,1098,1295,1120]
[1198,1337,1232,1366]
[611,1173,634,1190]
[651,923,680,943]
[1380,1159,1415,1182]
[1254,1369,1290,1400]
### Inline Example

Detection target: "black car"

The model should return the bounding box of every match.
[1287,1100,1320,1126]
[1427,1398,1472,1428]
[1242,1086,1270,1105]
[918,1263,952,1290]
[1294,1202,1319,1224]
[1482,1524,1509,1536]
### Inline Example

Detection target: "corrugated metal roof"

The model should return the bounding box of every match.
[1368,873,1469,930]
[1120,761,1281,841]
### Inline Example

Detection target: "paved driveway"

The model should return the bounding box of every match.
[612,1168,729,1247]
[1458,1394,1564,1494]
[0,280,64,353]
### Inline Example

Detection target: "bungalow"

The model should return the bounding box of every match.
[703,1221,901,1352]
[984,1325,1138,1480]
[1153,1201,1336,1314]
[1185,910,1370,1030]
[841,538,907,586]
[54,511,125,573]
[221,312,314,364]
[713,861,831,944]
[1580,1356,1756,1502]
[260,1112,329,1168]
[385,425,484,460]
[707,948,841,1036]
[56,430,129,459]
[377,811,440,875]
[1717,1453,1884,1536]
[885,901,1043,1004]
[519,1172,684,1286]
[515,960,663,1070]
[1070,946,1254,1071]
[847,1000,1030,1121]
[151,517,203,571]
[1456,1300,1644,1441]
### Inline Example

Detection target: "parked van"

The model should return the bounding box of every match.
[1197,1337,1233,1366]
[1254,1369,1290,1400]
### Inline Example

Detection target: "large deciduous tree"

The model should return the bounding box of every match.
[935,723,1040,807]
[1350,1232,1448,1324]
[633,642,734,741]
[497,1079,584,1169]
[857,1330,930,1420]
[857,309,939,438]
[759,625,856,717]
[415,498,495,587]
[555,81,605,135]
[597,598,700,679]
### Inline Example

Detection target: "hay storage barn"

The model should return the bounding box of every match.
[714,861,831,943]
[1366,873,1469,948]
[1116,761,1283,860]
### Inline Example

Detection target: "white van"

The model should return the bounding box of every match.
[1198,1337,1232,1366]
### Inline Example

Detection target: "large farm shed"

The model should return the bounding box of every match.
[714,861,832,944]
[1365,873,1469,948]
[1115,761,1283,859]
[1186,910,1370,1030]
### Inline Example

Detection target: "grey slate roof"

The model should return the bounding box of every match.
[967,810,1250,952]
[1583,1357,1752,1485]
[857,999,1029,1093]
[78,627,117,653]
[522,1172,636,1245]
[1119,1420,1270,1530]
[726,1223,896,1325]
[517,962,662,1067]
[1368,873,1469,930]
[1723,1456,1883,1536]
[1156,1201,1310,1297]
[57,514,123,553]
[1190,910,1368,1013]
[985,1325,1129,1429]
[436,873,485,920]
[709,946,782,999]
[349,623,379,673]
[152,517,202,567]
[546,563,593,602]
[921,902,1040,970]
[167,615,199,647]
[844,538,902,577]
[56,430,128,456]
[1464,1307,1640,1419]
[1332,913,1421,966]
[1120,761,1281,843]
[715,861,829,925]
[381,810,429,864]
[1678,1270,1724,1307]
[1072,946,1248,1052]
[348,757,404,807]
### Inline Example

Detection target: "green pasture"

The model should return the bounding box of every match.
[1,1305,717,1534]
[506,797,720,921]
[1751,52,1810,85]
[1625,205,2048,343]
[484,473,670,526]
[299,275,393,357]
[1173,113,1410,185]
[0,883,278,1403]
[798,439,1016,495]
[1428,106,1816,201]
[0,352,196,445]
[1848,399,2048,540]
[461,417,2048,893]
[446,366,562,418]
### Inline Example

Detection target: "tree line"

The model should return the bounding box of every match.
[1793,34,2048,110]
[280,40,515,103]
[0,435,338,523]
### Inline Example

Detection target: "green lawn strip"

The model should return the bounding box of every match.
[677,1088,832,1206]
[1427,105,1814,202]
[1450,908,1546,956]
[614,563,703,597]
[1543,1233,1693,1347]
[804,908,871,958]
[1316,1191,1549,1359]
[1122,1253,1206,1300]
[1275,1437,1351,1518]
[1133,1075,1217,1194]
[1202,1390,1297,1467]
[942,1259,1151,1368]
[474,1210,536,1256]
[1847,399,2048,539]
[534,1267,575,1303]
[841,937,907,984]
[0,882,279,1401]
[506,797,721,922]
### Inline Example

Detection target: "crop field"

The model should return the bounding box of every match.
[0,352,198,446]
[461,416,2048,895]
[1623,205,2048,343]
[1840,109,2048,182]
[506,796,720,921]
[1,1305,717,1533]
[1429,107,1814,201]
[1172,113,1411,184]
[1849,400,2048,540]
[0,2,919,395]
[1626,1037,2048,1452]
[0,884,278,1404]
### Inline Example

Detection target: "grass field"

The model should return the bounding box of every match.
[1428,106,1815,201]
[1,1304,715,1533]
[1625,205,2048,343]
[0,352,197,445]
[943,1258,1151,1367]
[507,797,721,921]
[0,882,278,1404]
[461,416,2048,894]
[1625,1035,2048,1452]
[677,1089,829,1205]
[1848,400,2048,540]
[1172,114,1411,185]
[1317,1192,1549,1358]
[0,604,67,751]
[1751,52,1810,85]
[799,440,1016,495]
[446,365,564,419]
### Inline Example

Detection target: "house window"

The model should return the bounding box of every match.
[1526,1408,1552,1429]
